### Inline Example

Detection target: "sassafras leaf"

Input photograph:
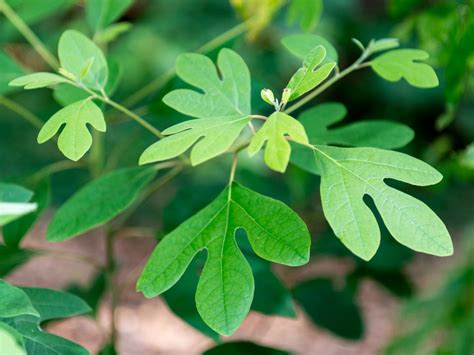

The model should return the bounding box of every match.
[140,48,252,166]
[58,30,108,90]
[9,73,68,90]
[248,112,308,172]
[290,102,414,174]
[137,183,310,335]
[286,45,336,101]
[37,99,106,161]
[312,145,453,260]
[47,167,156,242]
[371,49,439,88]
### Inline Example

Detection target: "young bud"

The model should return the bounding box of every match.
[281,88,292,107]
[58,67,77,82]
[261,88,275,105]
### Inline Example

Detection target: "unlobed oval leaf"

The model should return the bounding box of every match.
[290,102,414,174]
[0,281,39,318]
[282,33,338,63]
[58,30,108,90]
[47,167,156,241]
[9,73,68,90]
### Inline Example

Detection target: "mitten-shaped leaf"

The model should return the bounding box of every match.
[37,99,106,161]
[248,112,308,172]
[137,183,310,335]
[58,30,108,90]
[371,49,438,88]
[47,167,155,241]
[9,73,68,89]
[290,102,414,174]
[286,45,336,101]
[140,48,251,166]
[313,145,453,260]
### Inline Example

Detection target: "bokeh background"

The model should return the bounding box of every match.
[1,0,473,354]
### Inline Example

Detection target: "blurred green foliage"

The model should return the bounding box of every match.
[1,0,473,353]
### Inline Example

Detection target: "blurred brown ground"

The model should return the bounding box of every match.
[5,216,454,355]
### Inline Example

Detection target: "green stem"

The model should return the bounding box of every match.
[0,95,43,129]
[0,0,59,70]
[122,22,248,108]
[105,227,118,347]
[27,160,85,183]
[285,52,370,114]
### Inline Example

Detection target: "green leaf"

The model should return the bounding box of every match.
[137,183,310,335]
[1,0,74,28]
[47,167,156,241]
[94,22,132,45]
[312,145,453,260]
[248,112,309,172]
[0,286,90,355]
[204,341,289,355]
[290,102,414,174]
[0,323,26,355]
[141,49,251,166]
[0,246,35,278]
[20,287,91,321]
[0,50,25,95]
[9,73,68,90]
[3,180,50,248]
[0,183,37,226]
[286,45,336,101]
[281,34,338,63]
[287,0,323,32]
[58,30,108,90]
[37,99,106,161]
[293,278,363,339]
[371,49,439,88]
[86,0,134,32]
[367,38,400,54]
[0,280,39,318]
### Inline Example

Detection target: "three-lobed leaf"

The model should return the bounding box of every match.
[313,145,453,260]
[140,48,252,166]
[248,112,308,172]
[137,183,310,335]
[290,102,414,174]
[47,167,156,241]
[37,98,106,161]
[286,45,336,101]
[371,49,439,88]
